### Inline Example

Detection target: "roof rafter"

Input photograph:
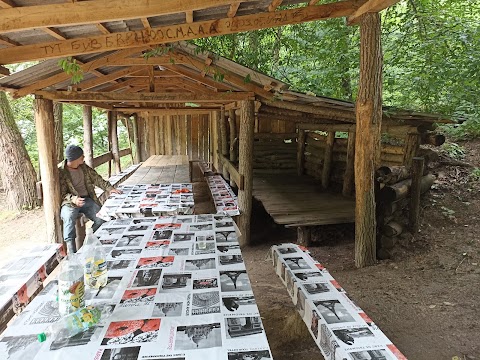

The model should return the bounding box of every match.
[227,2,241,17]
[348,0,400,24]
[162,64,232,92]
[13,47,150,98]
[0,1,365,64]
[78,66,145,90]
[0,0,242,34]
[268,0,283,12]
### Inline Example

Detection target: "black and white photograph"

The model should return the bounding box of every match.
[296,288,307,318]
[98,346,141,360]
[175,323,222,350]
[98,227,126,236]
[333,327,375,346]
[303,282,330,295]
[348,349,391,360]
[284,257,311,270]
[220,271,251,292]
[219,255,243,266]
[194,242,216,255]
[152,302,183,317]
[173,232,194,242]
[193,278,218,290]
[107,259,135,271]
[127,225,149,232]
[110,248,142,259]
[191,291,220,315]
[130,269,162,288]
[185,258,216,271]
[277,247,297,255]
[175,216,193,223]
[169,247,190,256]
[228,350,272,360]
[215,230,237,242]
[162,273,192,290]
[225,316,264,338]
[188,223,213,231]
[93,276,123,299]
[215,221,234,228]
[294,271,323,281]
[116,234,144,247]
[152,229,173,241]
[314,300,356,324]
[196,215,213,222]
[51,326,99,350]
[216,244,240,253]
[100,238,118,246]
[133,218,156,224]
[285,270,295,296]
[222,295,256,312]
[112,219,132,226]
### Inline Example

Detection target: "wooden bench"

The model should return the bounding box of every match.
[189,159,215,182]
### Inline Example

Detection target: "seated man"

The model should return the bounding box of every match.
[59,145,122,253]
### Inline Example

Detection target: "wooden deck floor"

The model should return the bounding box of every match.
[123,155,190,185]
[252,175,355,227]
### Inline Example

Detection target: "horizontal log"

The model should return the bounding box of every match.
[119,147,132,157]
[218,153,244,190]
[93,152,113,168]
[382,221,404,237]
[253,162,296,169]
[254,132,297,140]
[417,148,440,163]
[382,144,404,155]
[379,173,436,203]
[376,165,410,185]
[420,132,445,146]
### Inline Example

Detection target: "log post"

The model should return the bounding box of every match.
[148,114,156,157]
[403,133,420,169]
[34,97,62,243]
[132,114,141,163]
[83,105,93,167]
[409,157,424,233]
[53,102,64,164]
[109,111,121,174]
[237,100,255,247]
[219,107,230,180]
[297,226,311,246]
[297,129,306,176]
[154,116,160,155]
[228,109,237,187]
[322,131,335,189]
[214,111,223,174]
[342,130,355,196]
[107,112,112,177]
[354,12,383,268]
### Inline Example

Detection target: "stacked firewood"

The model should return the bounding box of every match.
[375,164,436,259]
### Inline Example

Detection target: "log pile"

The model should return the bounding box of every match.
[375,164,436,259]
[253,134,297,175]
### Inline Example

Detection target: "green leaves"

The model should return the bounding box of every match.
[58,57,83,84]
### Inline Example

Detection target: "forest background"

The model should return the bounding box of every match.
[3,0,480,178]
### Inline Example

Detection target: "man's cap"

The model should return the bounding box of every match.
[65,145,84,162]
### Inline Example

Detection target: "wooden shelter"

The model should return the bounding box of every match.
[0,0,449,267]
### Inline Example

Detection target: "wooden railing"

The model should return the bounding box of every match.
[218,152,244,190]
[93,147,132,168]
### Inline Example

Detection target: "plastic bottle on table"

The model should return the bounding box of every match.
[58,254,85,316]
[37,305,102,343]
[83,227,108,289]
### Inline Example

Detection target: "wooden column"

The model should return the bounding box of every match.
[109,111,121,174]
[237,100,255,247]
[83,105,93,167]
[354,12,383,268]
[297,226,311,246]
[322,131,335,189]
[154,116,160,155]
[228,109,237,187]
[219,107,229,180]
[148,114,156,157]
[403,133,420,169]
[297,129,306,176]
[158,116,165,155]
[165,115,173,155]
[53,102,64,164]
[409,157,424,233]
[342,130,356,196]
[34,98,62,243]
[132,114,141,163]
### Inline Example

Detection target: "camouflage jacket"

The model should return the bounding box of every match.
[58,160,114,207]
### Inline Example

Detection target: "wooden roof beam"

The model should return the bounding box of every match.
[0,34,19,46]
[162,64,231,92]
[0,65,10,76]
[348,0,400,24]
[268,0,283,12]
[42,27,67,41]
[0,2,363,64]
[78,66,145,90]
[0,0,15,8]
[13,47,149,98]
[185,11,194,24]
[227,2,241,17]
[36,90,255,103]
[96,23,111,35]
[115,107,218,114]
[100,78,139,92]
[0,0,242,33]
[141,18,151,29]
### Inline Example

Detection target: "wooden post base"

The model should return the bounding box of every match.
[297,226,312,246]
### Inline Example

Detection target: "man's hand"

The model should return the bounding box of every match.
[110,188,123,195]
[74,197,85,207]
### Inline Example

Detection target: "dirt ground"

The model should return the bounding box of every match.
[1,141,479,360]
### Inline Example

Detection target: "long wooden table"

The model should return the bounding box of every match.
[0,216,273,360]
[124,156,190,185]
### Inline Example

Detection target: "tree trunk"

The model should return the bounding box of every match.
[354,13,383,268]
[53,102,64,164]
[0,92,39,210]
[83,105,93,167]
